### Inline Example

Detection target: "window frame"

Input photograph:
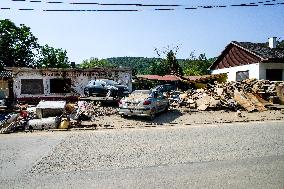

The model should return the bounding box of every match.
[21,79,44,94]
[49,78,72,94]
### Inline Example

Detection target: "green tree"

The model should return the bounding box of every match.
[0,19,39,69]
[165,50,183,75]
[79,57,111,68]
[151,46,183,76]
[183,53,215,76]
[106,57,159,74]
[37,44,70,68]
[277,39,284,48]
[149,59,169,75]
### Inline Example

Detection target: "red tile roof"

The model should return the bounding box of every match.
[137,74,182,81]
[137,74,226,82]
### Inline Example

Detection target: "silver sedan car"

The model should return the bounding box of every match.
[118,90,169,119]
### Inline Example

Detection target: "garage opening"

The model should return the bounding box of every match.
[21,79,44,94]
[236,70,249,81]
[266,69,283,81]
[50,78,71,93]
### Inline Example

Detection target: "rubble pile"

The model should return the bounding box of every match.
[168,79,284,112]
[72,101,118,122]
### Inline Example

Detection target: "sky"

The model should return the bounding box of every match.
[0,0,284,64]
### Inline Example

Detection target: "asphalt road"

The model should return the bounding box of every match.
[0,121,283,189]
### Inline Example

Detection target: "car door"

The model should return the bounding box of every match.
[95,81,107,95]
[155,92,166,112]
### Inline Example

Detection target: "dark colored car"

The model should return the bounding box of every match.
[84,79,129,98]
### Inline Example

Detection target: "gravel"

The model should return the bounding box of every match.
[92,109,284,128]
[29,121,284,175]
[1,120,283,188]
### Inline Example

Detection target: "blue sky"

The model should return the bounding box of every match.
[0,0,284,64]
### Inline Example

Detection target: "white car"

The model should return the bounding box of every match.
[118,90,169,119]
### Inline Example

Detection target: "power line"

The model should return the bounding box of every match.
[2,0,284,12]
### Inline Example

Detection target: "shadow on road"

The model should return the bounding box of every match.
[122,109,183,125]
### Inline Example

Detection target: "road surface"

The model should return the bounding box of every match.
[0,121,283,188]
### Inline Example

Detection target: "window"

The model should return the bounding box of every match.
[266,69,283,81]
[236,70,249,81]
[21,79,44,94]
[50,78,71,93]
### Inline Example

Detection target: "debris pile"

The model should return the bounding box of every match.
[0,100,119,133]
[71,101,118,122]
[168,79,284,112]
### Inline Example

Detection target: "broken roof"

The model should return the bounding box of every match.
[137,74,226,83]
[210,41,284,70]
[233,41,284,60]
[183,74,227,82]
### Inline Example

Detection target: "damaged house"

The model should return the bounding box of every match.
[210,37,284,81]
[6,67,132,101]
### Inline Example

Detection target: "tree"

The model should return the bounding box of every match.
[79,57,111,68]
[164,50,183,76]
[37,44,70,68]
[183,53,215,76]
[277,39,284,48]
[151,46,183,76]
[106,57,159,74]
[150,59,169,75]
[0,19,39,69]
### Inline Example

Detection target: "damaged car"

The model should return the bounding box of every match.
[118,90,169,119]
[84,79,129,98]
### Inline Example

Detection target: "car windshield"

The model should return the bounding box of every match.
[94,80,106,86]
[101,79,118,86]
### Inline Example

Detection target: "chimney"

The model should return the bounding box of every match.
[71,62,76,68]
[268,37,277,48]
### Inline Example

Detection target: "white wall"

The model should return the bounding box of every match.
[259,63,284,80]
[211,63,260,81]
[13,69,132,99]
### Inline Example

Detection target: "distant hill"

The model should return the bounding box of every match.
[106,57,186,75]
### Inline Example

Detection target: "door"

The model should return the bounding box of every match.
[266,69,283,81]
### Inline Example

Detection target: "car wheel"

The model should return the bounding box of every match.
[148,108,156,120]
[164,103,170,112]
[84,90,90,96]
[120,114,127,118]
[106,90,112,97]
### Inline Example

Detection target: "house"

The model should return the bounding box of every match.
[5,67,132,101]
[210,37,284,81]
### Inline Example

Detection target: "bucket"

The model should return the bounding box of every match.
[59,118,69,129]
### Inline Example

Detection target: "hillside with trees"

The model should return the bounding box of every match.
[105,53,215,76]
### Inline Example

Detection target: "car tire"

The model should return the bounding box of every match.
[84,91,89,96]
[120,114,127,118]
[164,103,170,112]
[106,90,112,97]
[148,108,156,120]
